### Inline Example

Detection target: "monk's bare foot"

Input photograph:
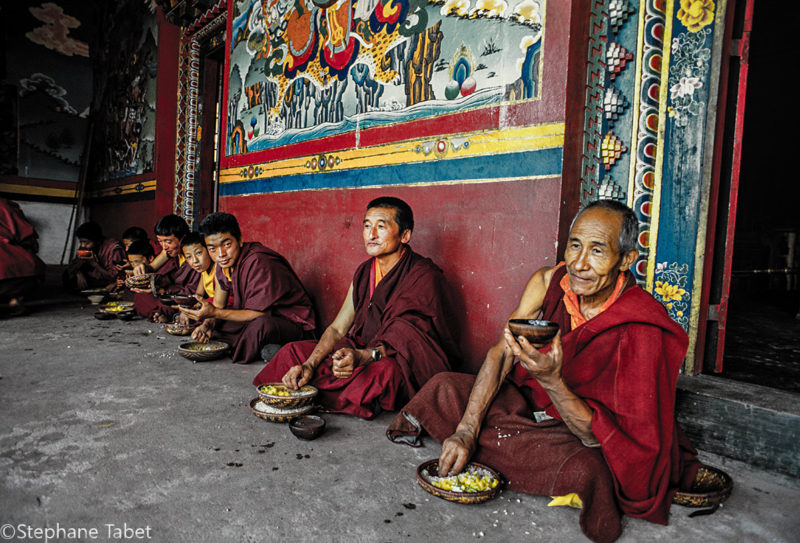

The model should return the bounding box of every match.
[152,313,168,323]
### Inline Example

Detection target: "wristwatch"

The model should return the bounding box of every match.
[370,348,382,362]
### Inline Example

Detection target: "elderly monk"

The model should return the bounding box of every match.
[181,212,316,364]
[132,214,200,322]
[387,200,700,543]
[0,198,45,315]
[253,197,461,419]
[63,221,127,291]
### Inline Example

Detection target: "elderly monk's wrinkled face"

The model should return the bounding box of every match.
[363,207,411,259]
[205,232,241,269]
[564,207,636,303]
[156,234,182,258]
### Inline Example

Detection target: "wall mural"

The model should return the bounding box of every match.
[226,0,545,155]
[90,0,159,182]
[1,2,93,181]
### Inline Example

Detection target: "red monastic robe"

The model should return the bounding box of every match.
[133,254,200,320]
[212,242,316,364]
[0,199,44,281]
[85,238,127,285]
[254,246,461,418]
[388,266,700,543]
[0,199,45,300]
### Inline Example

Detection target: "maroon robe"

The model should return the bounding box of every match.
[212,242,316,364]
[86,238,127,284]
[254,246,461,418]
[0,199,45,300]
[388,266,700,543]
[133,255,201,320]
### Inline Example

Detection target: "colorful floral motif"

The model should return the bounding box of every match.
[667,26,712,127]
[676,0,715,33]
[654,261,690,327]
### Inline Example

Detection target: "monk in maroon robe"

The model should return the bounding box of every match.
[181,212,315,364]
[253,197,460,418]
[131,214,200,321]
[63,221,126,291]
[0,198,45,313]
[387,201,700,543]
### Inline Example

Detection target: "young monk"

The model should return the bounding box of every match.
[121,226,162,257]
[180,232,219,302]
[252,197,461,419]
[62,221,126,291]
[131,214,200,322]
[180,212,315,364]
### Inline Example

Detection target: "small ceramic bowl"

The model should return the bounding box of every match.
[87,294,105,305]
[507,319,559,344]
[289,415,326,440]
[77,249,93,259]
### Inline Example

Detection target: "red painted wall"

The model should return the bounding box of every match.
[220,177,561,371]
[90,198,161,241]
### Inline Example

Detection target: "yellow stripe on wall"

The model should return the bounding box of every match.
[220,123,566,184]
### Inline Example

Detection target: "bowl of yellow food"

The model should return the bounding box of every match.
[416,460,503,504]
[178,341,229,362]
[164,321,198,336]
[98,301,134,314]
[256,383,318,408]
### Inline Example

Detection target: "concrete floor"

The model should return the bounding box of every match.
[1,302,799,542]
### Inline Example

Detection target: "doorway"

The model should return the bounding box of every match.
[702,0,800,393]
[193,41,225,219]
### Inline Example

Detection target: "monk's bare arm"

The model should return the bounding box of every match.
[504,331,598,448]
[302,282,356,371]
[439,267,554,475]
[133,250,168,276]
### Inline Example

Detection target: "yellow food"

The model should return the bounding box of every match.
[429,469,499,493]
[259,385,291,397]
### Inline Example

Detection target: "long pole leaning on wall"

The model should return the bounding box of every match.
[60,120,94,264]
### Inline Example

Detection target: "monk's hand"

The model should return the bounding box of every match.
[75,272,89,290]
[132,263,149,276]
[180,297,214,321]
[129,286,152,294]
[505,328,564,385]
[283,364,314,389]
[191,322,211,344]
[439,427,476,476]
[331,348,357,379]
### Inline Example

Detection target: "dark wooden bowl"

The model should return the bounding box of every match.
[172,295,197,306]
[416,459,503,504]
[248,398,314,423]
[117,310,136,321]
[672,465,733,508]
[93,311,115,320]
[77,249,93,259]
[289,415,326,440]
[256,383,318,408]
[507,319,559,344]
[178,341,229,362]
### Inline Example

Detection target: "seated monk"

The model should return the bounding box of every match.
[180,212,315,364]
[0,198,45,316]
[131,214,200,322]
[121,226,162,259]
[253,197,461,419]
[387,200,701,543]
[62,221,126,292]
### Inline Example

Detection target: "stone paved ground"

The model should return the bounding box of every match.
[1,302,798,542]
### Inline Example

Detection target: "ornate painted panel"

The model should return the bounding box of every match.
[225,0,546,155]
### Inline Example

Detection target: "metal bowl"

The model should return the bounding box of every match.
[289,415,326,440]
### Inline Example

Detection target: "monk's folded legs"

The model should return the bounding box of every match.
[214,315,304,364]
